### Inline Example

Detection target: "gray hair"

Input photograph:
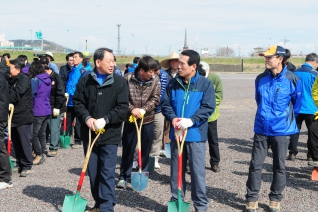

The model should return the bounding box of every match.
[305,53,318,62]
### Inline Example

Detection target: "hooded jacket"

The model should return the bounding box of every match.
[124,72,160,124]
[9,73,33,127]
[0,62,9,122]
[73,70,129,145]
[254,66,302,136]
[161,70,216,142]
[31,73,52,117]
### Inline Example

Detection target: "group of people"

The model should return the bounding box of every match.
[0,45,317,212]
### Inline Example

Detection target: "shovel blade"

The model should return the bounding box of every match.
[131,171,149,191]
[312,167,318,181]
[62,193,87,212]
[167,200,191,212]
[148,156,155,173]
[165,143,171,158]
[60,135,70,149]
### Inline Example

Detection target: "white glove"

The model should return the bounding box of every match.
[53,108,60,116]
[95,118,106,131]
[140,109,146,116]
[65,93,69,97]
[178,118,193,130]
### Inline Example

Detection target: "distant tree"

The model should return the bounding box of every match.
[216,46,235,57]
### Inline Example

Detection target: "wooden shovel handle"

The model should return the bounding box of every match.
[134,116,144,173]
[7,104,14,156]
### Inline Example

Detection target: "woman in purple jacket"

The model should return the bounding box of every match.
[29,61,51,165]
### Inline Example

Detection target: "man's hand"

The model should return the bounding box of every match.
[131,108,145,119]
[178,118,193,130]
[172,118,182,129]
[95,118,106,131]
[86,118,97,131]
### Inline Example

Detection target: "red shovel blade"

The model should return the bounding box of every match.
[312,168,318,181]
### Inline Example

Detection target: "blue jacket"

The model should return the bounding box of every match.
[128,63,137,73]
[294,63,318,114]
[31,73,52,117]
[161,70,216,142]
[155,69,169,113]
[49,62,59,74]
[66,63,85,107]
[254,66,302,136]
[114,66,123,76]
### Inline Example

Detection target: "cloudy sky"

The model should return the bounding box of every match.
[1,0,317,56]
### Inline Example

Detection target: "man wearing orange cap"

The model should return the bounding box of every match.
[245,45,302,212]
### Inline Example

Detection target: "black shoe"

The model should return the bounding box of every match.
[211,165,220,173]
[287,153,296,161]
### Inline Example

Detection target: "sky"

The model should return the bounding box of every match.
[0,0,317,57]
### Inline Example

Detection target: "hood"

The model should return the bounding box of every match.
[0,62,9,80]
[36,73,51,85]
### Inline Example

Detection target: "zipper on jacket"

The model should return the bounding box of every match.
[179,78,191,118]
[275,87,280,102]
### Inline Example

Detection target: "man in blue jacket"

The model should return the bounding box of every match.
[245,46,302,212]
[288,53,318,162]
[162,50,215,212]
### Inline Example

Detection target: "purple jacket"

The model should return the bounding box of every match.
[31,73,52,116]
[22,63,30,75]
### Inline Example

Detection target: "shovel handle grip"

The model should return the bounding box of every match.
[137,149,142,172]
[77,171,86,192]
[7,137,11,156]
[63,116,66,132]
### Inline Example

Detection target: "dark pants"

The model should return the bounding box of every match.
[246,134,289,202]
[83,142,118,212]
[309,120,318,161]
[119,122,154,181]
[32,116,49,155]
[0,122,11,183]
[48,114,63,150]
[170,140,208,211]
[288,114,313,157]
[11,123,33,171]
[61,107,81,145]
[207,120,220,166]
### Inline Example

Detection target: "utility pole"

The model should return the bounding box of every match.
[116,24,121,55]
[283,37,289,47]
[86,39,88,51]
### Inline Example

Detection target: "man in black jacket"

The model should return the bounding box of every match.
[73,47,129,212]
[40,57,66,157]
[59,53,74,90]
[8,59,34,177]
[0,61,11,189]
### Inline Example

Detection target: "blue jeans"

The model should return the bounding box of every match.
[48,114,63,150]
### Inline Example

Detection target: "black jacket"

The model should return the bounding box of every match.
[0,63,9,122]
[9,73,33,127]
[73,70,129,145]
[59,64,72,91]
[49,71,66,114]
[286,62,296,72]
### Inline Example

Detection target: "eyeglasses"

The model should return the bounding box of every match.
[265,55,278,59]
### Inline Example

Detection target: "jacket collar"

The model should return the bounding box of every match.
[176,70,200,85]
[267,65,287,78]
[91,69,114,87]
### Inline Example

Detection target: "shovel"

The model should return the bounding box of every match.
[312,167,318,181]
[62,129,102,212]
[60,95,70,149]
[168,128,191,212]
[131,116,149,192]
[7,104,15,170]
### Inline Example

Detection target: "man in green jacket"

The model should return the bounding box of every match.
[200,61,223,172]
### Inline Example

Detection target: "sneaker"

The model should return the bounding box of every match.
[72,144,82,149]
[85,207,100,212]
[116,180,127,189]
[308,161,318,167]
[287,153,296,161]
[155,162,161,169]
[20,170,32,177]
[246,201,258,212]
[47,150,57,157]
[33,155,45,165]
[211,165,220,173]
[269,200,280,212]
[159,150,166,157]
[13,167,22,173]
[0,181,13,189]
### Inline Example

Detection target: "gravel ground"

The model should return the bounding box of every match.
[1,73,317,212]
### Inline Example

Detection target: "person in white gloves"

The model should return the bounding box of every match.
[161,50,216,212]
[117,56,160,189]
[41,57,66,157]
[73,48,129,212]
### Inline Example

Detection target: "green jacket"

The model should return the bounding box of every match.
[208,72,223,122]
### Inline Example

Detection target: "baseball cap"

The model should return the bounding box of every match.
[259,45,286,57]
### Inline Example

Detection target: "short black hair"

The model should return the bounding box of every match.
[198,64,206,76]
[9,58,24,70]
[135,56,157,73]
[93,47,113,67]
[305,53,318,62]
[17,55,28,62]
[133,57,140,64]
[285,49,291,59]
[29,61,45,78]
[181,50,200,68]
[66,53,74,61]
[114,55,117,62]
[39,56,49,66]
[73,51,83,59]
[155,60,161,71]
[3,53,10,59]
